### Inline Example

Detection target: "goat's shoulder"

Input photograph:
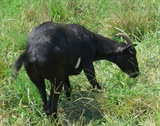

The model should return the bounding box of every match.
[66,24,90,33]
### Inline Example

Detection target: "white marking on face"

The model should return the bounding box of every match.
[75,57,81,69]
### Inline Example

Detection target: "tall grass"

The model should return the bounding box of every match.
[0,0,160,125]
[106,0,160,40]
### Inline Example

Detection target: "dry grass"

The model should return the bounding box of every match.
[0,0,160,125]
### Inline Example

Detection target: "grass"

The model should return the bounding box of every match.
[0,0,160,125]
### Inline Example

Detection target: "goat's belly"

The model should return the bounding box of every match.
[32,59,65,80]
[68,68,82,75]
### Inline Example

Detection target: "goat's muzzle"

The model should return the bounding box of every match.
[128,71,139,78]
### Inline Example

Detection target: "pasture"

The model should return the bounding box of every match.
[0,0,160,125]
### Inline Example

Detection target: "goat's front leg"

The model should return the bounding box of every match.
[83,62,102,89]
[47,79,63,119]
[64,76,71,98]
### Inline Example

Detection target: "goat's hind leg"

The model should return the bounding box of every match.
[25,64,48,113]
[47,78,63,119]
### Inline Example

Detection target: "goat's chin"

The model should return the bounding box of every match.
[128,72,139,78]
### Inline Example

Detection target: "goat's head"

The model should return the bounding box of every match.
[114,29,139,78]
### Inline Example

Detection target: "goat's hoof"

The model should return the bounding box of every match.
[44,107,52,116]
[43,104,48,111]
[97,86,102,90]
[66,97,71,101]
[45,110,51,116]
[48,115,58,124]
[93,85,102,90]
[65,93,70,98]
[65,92,71,100]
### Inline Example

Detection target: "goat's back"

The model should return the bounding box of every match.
[24,21,96,78]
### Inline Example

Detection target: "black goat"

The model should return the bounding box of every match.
[13,21,139,119]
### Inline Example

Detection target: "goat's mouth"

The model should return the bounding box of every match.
[124,70,139,78]
[128,71,139,78]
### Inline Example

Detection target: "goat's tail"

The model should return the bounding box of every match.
[12,53,26,77]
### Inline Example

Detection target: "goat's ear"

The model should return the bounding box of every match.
[115,46,127,54]
[124,44,137,51]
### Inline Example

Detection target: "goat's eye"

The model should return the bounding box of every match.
[129,49,136,55]
[128,50,134,55]
[130,57,134,60]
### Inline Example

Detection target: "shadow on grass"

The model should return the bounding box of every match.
[59,85,104,125]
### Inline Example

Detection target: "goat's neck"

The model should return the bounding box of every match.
[93,33,122,63]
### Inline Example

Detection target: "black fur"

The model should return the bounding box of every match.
[13,21,139,119]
